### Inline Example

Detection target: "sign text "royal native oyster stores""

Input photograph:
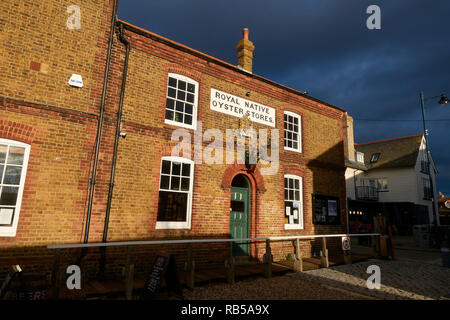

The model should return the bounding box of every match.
[210,89,275,127]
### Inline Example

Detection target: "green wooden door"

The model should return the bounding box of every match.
[230,186,250,256]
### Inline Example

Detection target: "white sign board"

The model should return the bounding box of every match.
[210,88,275,127]
[68,74,83,88]
[342,236,351,251]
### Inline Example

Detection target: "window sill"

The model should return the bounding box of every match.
[164,119,197,131]
[155,221,191,230]
[284,147,302,154]
[284,224,303,230]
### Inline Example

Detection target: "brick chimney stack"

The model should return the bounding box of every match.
[236,28,255,73]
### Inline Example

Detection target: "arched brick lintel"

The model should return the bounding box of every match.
[221,163,266,193]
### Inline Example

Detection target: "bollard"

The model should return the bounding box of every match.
[125,264,134,300]
[225,243,235,284]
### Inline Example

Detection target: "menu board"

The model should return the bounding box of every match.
[313,195,340,225]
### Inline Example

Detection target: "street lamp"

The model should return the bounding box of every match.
[419,91,448,227]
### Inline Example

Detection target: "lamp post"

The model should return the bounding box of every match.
[419,91,448,226]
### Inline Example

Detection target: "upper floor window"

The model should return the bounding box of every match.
[284,174,303,230]
[0,139,30,237]
[356,151,364,163]
[156,156,194,229]
[370,153,380,163]
[283,111,302,153]
[422,178,432,200]
[165,73,198,130]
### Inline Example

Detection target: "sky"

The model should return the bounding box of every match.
[118,0,450,195]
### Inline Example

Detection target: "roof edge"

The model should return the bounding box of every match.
[355,133,423,146]
[117,19,347,114]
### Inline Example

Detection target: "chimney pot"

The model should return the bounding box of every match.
[243,28,249,40]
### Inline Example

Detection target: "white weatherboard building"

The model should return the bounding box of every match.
[343,115,439,235]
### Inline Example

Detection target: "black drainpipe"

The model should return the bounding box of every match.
[99,23,130,278]
[83,0,119,245]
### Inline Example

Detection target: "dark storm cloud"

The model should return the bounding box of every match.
[118,0,450,194]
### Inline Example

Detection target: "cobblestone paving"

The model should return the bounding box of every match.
[289,259,450,300]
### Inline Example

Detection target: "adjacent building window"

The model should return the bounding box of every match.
[0,139,30,237]
[422,178,432,200]
[284,175,303,229]
[165,73,198,130]
[156,156,194,229]
[370,153,380,163]
[356,151,364,163]
[283,111,302,152]
[313,194,340,225]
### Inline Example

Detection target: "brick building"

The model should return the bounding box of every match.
[1,0,349,281]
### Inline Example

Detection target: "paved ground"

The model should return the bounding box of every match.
[290,259,450,300]
[184,241,450,300]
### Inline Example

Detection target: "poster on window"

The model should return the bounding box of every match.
[327,200,338,216]
[0,208,14,225]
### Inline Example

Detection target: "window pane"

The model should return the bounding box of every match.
[166,99,175,110]
[177,91,186,101]
[294,125,298,132]
[182,163,191,177]
[160,175,170,189]
[174,112,183,123]
[293,117,298,125]
[289,190,294,200]
[293,142,298,150]
[176,101,184,112]
[294,190,300,201]
[171,176,180,190]
[7,147,25,165]
[168,77,177,88]
[294,179,299,189]
[0,186,18,205]
[185,115,192,125]
[4,166,21,185]
[284,114,287,121]
[284,189,288,200]
[287,140,292,148]
[168,87,176,98]
[180,178,190,191]
[157,191,188,222]
[178,80,186,91]
[0,145,6,163]
[0,165,3,180]
[172,162,181,176]
[187,83,195,93]
[185,104,193,115]
[288,179,293,189]
[161,160,171,174]
[165,110,174,121]
[186,93,194,103]
[293,133,298,141]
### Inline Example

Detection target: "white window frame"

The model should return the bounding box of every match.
[164,73,198,130]
[284,174,304,230]
[155,156,194,230]
[283,111,302,153]
[0,139,30,237]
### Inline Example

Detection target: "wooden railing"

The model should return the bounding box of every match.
[47,233,381,299]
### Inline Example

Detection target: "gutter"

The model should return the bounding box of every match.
[83,0,118,244]
[99,22,130,277]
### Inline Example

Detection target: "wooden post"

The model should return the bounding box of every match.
[51,249,61,300]
[225,243,235,284]
[125,264,134,300]
[343,250,352,264]
[372,235,381,258]
[185,243,195,289]
[263,239,272,278]
[320,237,329,268]
[293,238,303,272]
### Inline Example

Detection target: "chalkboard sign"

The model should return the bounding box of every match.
[142,253,183,300]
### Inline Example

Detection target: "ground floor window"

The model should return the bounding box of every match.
[284,175,303,230]
[0,139,30,237]
[156,156,194,229]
